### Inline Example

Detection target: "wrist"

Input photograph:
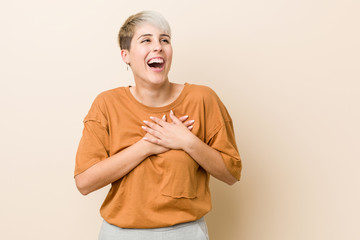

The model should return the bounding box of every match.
[182,133,199,153]
[137,138,153,158]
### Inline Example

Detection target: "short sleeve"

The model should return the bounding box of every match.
[202,86,242,181]
[207,120,242,181]
[74,95,110,177]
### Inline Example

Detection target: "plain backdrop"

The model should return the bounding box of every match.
[1,0,359,239]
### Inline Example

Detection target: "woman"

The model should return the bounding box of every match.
[74,10,242,240]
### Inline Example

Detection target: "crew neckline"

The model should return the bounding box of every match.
[124,82,189,112]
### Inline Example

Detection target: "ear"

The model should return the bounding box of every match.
[121,49,130,65]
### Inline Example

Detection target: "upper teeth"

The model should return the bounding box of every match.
[148,58,164,64]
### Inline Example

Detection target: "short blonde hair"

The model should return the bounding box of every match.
[118,11,171,51]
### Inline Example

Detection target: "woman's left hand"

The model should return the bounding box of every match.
[142,110,196,150]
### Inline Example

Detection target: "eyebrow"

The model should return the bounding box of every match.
[137,33,171,40]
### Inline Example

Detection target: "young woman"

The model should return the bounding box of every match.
[74,10,242,240]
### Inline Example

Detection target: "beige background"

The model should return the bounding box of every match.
[1,0,359,239]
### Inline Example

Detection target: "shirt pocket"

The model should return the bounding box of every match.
[160,150,199,199]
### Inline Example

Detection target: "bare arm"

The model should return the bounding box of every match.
[142,111,239,185]
[75,138,156,195]
[75,115,193,195]
[183,135,238,185]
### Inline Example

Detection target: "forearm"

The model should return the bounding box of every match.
[183,135,238,185]
[75,139,151,195]
[141,113,238,185]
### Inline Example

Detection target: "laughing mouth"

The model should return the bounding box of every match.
[147,57,165,69]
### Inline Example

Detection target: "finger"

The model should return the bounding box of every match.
[170,110,182,124]
[143,135,161,145]
[188,125,193,131]
[178,115,189,122]
[143,133,156,141]
[183,119,195,127]
[143,120,163,132]
[149,116,167,127]
[141,125,163,139]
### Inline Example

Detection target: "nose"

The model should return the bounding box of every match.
[152,40,163,52]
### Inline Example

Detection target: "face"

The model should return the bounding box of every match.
[121,23,173,86]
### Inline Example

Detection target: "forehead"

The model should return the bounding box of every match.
[133,23,169,38]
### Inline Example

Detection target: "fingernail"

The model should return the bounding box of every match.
[141,126,146,130]
[189,120,195,123]
[189,126,193,130]
[143,120,148,124]
[170,110,174,115]
[149,116,154,120]
[162,114,166,119]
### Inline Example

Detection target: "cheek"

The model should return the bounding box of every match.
[166,48,173,61]
[167,46,173,55]
[131,50,148,65]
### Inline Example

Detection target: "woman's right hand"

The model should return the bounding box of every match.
[141,114,194,156]
[75,115,194,195]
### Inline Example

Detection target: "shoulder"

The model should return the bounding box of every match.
[94,86,125,102]
[187,83,231,122]
[86,86,126,117]
[89,86,127,109]
[186,83,220,101]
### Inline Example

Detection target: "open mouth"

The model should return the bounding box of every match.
[147,57,165,70]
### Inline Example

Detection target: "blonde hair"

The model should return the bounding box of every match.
[118,11,171,50]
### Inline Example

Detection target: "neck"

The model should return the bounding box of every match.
[131,81,175,107]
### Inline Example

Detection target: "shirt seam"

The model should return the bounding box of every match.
[207,120,232,141]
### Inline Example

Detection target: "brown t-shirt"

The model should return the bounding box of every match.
[74,83,242,228]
